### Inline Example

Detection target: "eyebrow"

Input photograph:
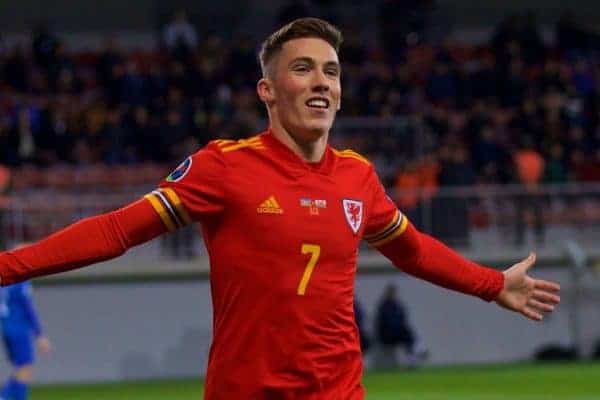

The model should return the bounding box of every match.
[288,57,340,70]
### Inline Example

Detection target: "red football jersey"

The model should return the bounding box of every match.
[145,130,405,399]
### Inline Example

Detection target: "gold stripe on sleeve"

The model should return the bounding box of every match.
[364,210,400,241]
[369,215,409,248]
[144,193,177,232]
[160,188,192,225]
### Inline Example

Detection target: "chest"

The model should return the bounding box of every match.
[223,166,370,256]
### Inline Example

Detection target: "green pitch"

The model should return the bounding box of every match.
[31,362,600,400]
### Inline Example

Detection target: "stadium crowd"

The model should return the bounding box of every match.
[1,9,600,191]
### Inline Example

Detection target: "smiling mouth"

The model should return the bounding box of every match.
[305,97,330,110]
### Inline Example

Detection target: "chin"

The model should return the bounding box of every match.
[303,125,329,139]
[304,120,334,136]
[284,118,333,141]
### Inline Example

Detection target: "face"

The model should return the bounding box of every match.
[258,37,341,142]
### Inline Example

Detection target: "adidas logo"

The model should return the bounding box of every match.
[257,196,284,214]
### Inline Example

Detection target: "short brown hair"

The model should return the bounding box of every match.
[258,17,343,77]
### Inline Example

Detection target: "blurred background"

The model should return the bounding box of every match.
[0,0,600,396]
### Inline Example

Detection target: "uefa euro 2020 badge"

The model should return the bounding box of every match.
[166,157,192,182]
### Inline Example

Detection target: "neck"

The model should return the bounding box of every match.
[269,120,328,163]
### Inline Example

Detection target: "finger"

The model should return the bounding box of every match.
[522,306,543,321]
[534,279,560,292]
[527,298,555,313]
[533,290,561,305]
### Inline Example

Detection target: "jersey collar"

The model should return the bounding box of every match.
[260,128,336,176]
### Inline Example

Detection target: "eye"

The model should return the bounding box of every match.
[293,65,310,72]
[325,68,339,77]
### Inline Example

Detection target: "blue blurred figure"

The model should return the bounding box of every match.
[376,284,428,367]
[354,299,373,370]
[0,282,51,400]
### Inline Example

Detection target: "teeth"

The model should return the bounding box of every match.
[307,99,328,108]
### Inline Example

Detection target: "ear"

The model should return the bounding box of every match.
[257,78,275,104]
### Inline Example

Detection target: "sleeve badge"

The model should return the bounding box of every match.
[166,157,192,182]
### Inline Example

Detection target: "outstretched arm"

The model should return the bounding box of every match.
[365,166,560,320]
[374,220,504,301]
[374,218,560,320]
[0,198,166,285]
[495,253,560,321]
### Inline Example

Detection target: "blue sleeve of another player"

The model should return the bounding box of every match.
[15,283,42,336]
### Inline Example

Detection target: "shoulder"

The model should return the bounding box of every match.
[331,147,374,175]
[208,134,266,156]
[331,148,371,166]
[179,134,266,163]
[163,134,266,183]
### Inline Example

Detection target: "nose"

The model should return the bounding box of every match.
[311,70,330,93]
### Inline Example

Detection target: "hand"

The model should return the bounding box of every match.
[36,336,52,354]
[495,252,560,321]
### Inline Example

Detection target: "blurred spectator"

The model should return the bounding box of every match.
[544,143,568,183]
[378,0,435,62]
[100,108,135,164]
[492,12,544,67]
[0,118,20,166]
[573,148,600,182]
[434,145,475,246]
[471,124,506,183]
[513,137,545,246]
[394,153,439,227]
[119,60,147,106]
[518,11,545,65]
[499,58,527,107]
[128,106,159,161]
[32,23,59,72]
[375,284,428,367]
[439,145,475,186]
[469,54,500,100]
[227,34,259,87]
[556,11,595,54]
[571,58,594,96]
[163,10,198,61]
[3,46,28,92]
[0,12,599,191]
[394,160,421,215]
[96,37,123,89]
[425,60,458,103]
[15,109,36,165]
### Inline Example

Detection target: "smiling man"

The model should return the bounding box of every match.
[257,32,341,161]
[0,18,560,400]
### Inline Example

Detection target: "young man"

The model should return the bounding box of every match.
[0,18,560,399]
[1,282,51,400]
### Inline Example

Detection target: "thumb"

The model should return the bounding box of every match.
[518,252,536,272]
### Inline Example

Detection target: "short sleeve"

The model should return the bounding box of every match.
[363,167,408,247]
[145,143,226,231]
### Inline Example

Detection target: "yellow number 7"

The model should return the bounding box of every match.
[297,244,321,295]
